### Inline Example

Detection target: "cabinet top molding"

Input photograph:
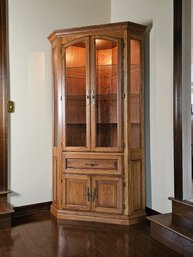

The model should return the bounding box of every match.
[48,21,147,42]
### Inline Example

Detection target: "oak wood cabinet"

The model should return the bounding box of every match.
[62,174,122,214]
[49,22,146,225]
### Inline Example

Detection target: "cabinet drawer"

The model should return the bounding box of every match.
[63,154,123,175]
[67,159,117,169]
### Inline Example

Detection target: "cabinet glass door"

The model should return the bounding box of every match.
[130,39,141,149]
[92,38,122,151]
[64,39,90,150]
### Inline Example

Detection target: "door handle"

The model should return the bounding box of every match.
[87,187,91,202]
[85,163,98,167]
[92,188,98,202]
[91,89,95,104]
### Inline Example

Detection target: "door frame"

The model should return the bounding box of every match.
[173,0,183,199]
[173,0,192,200]
[0,0,8,192]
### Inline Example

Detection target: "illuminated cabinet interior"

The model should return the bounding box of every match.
[49,22,146,225]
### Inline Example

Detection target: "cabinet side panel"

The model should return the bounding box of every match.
[131,160,143,212]
[52,46,58,147]
[53,157,58,206]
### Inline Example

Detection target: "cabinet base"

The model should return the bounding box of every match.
[50,205,146,226]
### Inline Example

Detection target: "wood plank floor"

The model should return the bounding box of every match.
[0,212,183,257]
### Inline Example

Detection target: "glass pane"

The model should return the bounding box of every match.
[130,40,141,94]
[65,43,87,147]
[95,39,118,147]
[53,48,58,147]
[130,39,141,149]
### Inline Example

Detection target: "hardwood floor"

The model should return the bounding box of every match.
[0,212,183,257]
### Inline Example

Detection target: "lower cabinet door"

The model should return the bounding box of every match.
[92,176,123,214]
[62,175,91,211]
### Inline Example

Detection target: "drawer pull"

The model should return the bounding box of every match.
[85,163,98,167]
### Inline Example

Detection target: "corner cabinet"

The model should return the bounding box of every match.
[49,22,146,225]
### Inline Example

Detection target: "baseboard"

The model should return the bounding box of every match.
[146,207,161,216]
[12,203,158,221]
[12,201,52,219]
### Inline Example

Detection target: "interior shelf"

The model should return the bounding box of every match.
[131,64,141,70]
[66,94,117,100]
[66,123,86,125]
[97,123,117,125]
[66,123,117,125]
[66,64,118,69]
[130,122,141,125]
[66,95,86,100]
[66,64,139,70]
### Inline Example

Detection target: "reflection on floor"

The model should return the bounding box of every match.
[0,212,183,257]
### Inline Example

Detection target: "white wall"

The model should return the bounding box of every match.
[191,65,193,84]
[8,0,111,206]
[191,2,193,147]
[111,0,174,213]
